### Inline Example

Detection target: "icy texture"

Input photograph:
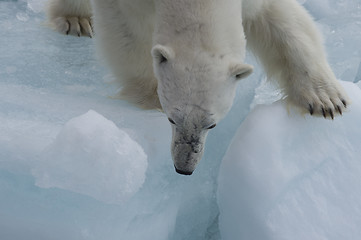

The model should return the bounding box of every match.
[218,82,361,240]
[250,76,283,109]
[306,0,361,83]
[27,0,47,13]
[32,110,148,204]
[0,0,361,240]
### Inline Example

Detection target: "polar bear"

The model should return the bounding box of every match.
[46,0,349,175]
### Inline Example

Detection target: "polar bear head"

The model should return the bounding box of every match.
[152,45,253,175]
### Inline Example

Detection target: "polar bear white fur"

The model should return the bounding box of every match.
[46,0,350,175]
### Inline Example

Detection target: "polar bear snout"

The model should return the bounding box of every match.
[172,139,206,175]
[172,132,205,175]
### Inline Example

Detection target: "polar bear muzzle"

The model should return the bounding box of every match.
[171,127,208,175]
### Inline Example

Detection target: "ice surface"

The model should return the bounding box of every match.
[32,110,148,204]
[250,76,283,109]
[307,1,361,83]
[0,0,361,239]
[27,0,47,13]
[218,81,361,240]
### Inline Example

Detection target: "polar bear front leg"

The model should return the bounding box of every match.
[46,0,93,37]
[243,0,350,119]
[90,0,161,110]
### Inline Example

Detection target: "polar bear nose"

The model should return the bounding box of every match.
[174,165,193,175]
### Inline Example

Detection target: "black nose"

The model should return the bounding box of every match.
[174,166,193,175]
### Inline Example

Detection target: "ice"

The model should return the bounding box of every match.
[218,81,361,240]
[0,0,361,239]
[303,1,361,84]
[32,110,148,204]
[302,0,335,19]
[27,0,47,13]
[15,11,29,21]
[250,76,283,109]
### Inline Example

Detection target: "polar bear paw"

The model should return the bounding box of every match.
[51,16,93,37]
[287,78,350,119]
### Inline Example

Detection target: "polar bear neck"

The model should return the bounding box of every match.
[153,0,246,59]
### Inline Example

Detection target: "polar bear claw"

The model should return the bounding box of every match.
[46,0,93,37]
[52,16,93,37]
[286,77,349,119]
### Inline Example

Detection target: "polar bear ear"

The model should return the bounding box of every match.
[151,45,175,64]
[230,63,254,80]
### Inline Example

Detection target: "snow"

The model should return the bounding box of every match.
[32,110,148,204]
[218,82,361,240]
[0,0,360,240]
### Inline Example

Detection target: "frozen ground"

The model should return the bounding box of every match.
[0,0,361,239]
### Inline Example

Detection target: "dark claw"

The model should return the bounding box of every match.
[342,99,347,108]
[337,105,342,115]
[86,30,93,38]
[66,20,70,35]
[309,104,314,115]
[329,108,334,120]
[322,107,326,118]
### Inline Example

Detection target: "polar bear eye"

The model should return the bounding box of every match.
[168,118,176,125]
[207,124,216,129]
[230,63,254,80]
